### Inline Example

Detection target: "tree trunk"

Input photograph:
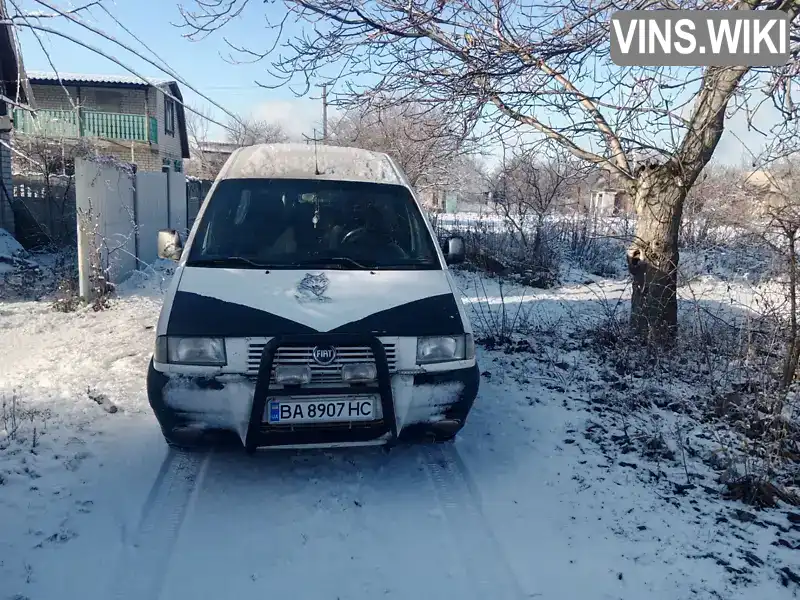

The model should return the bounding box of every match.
[782,229,799,390]
[627,164,687,344]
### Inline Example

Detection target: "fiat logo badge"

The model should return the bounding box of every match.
[311,345,337,365]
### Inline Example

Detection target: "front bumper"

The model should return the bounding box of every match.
[147,334,479,450]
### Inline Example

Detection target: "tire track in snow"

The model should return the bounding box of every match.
[421,443,529,600]
[109,448,210,600]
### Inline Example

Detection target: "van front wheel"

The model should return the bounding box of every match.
[160,427,204,451]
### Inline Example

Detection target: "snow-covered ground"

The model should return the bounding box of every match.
[1,263,800,600]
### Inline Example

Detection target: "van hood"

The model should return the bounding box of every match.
[165,267,466,337]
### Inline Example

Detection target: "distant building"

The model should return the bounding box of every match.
[583,170,633,215]
[742,168,798,216]
[186,140,238,180]
[418,188,493,214]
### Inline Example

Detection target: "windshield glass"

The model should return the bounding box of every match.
[186,178,441,270]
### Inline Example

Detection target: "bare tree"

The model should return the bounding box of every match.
[739,159,800,389]
[681,163,749,247]
[492,144,587,251]
[179,0,800,344]
[185,107,215,179]
[329,103,475,191]
[184,106,231,180]
[225,116,287,147]
[185,110,289,179]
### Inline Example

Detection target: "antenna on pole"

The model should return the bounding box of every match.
[302,121,325,174]
[322,84,328,144]
[312,128,321,175]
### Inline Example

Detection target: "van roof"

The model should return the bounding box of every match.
[220,143,404,185]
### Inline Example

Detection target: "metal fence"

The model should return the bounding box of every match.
[9,173,214,252]
[11,174,77,248]
[75,158,191,285]
[186,178,213,229]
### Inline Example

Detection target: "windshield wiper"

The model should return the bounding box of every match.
[292,257,374,270]
[186,257,273,269]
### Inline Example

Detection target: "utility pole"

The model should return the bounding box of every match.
[322,84,328,144]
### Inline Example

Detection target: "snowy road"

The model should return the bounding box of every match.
[99,439,526,600]
[3,269,798,600]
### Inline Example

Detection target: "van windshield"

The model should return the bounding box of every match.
[186,178,441,270]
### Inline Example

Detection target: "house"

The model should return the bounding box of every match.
[582,170,633,215]
[418,188,492,214]
[742,168,800,217]
[0,3,32,236]
[12,71,190,173]
[186,140,238,180]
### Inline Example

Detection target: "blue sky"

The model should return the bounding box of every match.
[12,0,782,169]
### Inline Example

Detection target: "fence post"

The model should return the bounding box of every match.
[75,158,92,302]
[132,167,140,268]
[76,208,92,302]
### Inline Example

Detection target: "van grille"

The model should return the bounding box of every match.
[247,342,397,383]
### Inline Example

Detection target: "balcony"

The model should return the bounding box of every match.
[13,108,158,144]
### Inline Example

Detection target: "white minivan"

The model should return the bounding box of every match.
[147,143,479,451]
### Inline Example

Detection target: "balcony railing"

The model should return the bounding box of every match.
[13,109,158,144]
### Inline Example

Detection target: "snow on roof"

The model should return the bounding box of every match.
[221,143,404,185]
[25,71,173,87]
[197,141,239,154]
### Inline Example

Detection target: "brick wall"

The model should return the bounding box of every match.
[97,141,161,172]
[29,83,147,114]
[28,83,80,111]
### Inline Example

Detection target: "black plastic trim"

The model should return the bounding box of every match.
[167,292,316,336]
[165,291,464,337]
[413,363,480,420]
[329,294,464,335]
[147,358,188,434]
[244,334,397,451]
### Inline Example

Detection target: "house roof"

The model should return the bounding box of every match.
[586,170,621,191]
[744,169,782,193]
[197,141,239,154]
[25,71,173,88]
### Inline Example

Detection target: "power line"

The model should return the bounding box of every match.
[5,0,78,110]
[27,0,243,129]
[1,19,236,134]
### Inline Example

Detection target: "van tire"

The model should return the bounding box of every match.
[161,428,203,451]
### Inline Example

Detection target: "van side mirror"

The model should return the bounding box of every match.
[444,236,465,265]
[157,229,183,261]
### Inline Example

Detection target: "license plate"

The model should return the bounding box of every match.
[266,396,378,424]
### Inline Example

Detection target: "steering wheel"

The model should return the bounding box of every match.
[341,227,369,246]
[340,226,409,259]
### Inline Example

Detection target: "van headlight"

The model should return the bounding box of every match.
[416,335,474,364]
[155,336,227,366]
